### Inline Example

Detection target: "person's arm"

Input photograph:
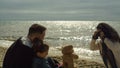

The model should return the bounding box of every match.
[90,30,101,50]
[90,39,99,50]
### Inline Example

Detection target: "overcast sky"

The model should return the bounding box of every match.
[0,0,120,21]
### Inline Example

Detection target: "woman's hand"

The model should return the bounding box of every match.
[92,30,100,39]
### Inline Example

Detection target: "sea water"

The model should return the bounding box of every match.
[0,21,120,62]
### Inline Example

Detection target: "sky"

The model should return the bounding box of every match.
[0,0,120,21]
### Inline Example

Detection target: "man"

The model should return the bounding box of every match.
[3,24,47,68]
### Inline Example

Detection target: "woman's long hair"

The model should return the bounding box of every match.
[96,22,120,42]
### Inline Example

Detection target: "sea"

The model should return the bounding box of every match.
[0,21,120,63]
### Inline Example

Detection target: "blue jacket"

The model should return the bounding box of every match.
[32,57,51,68]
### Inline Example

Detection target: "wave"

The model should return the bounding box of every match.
[0,36,91,41]
[46,36,91,40]
[0,40,13,48]
[0,36,19,41]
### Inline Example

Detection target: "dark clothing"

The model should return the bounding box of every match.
[47,57,63,68]
[100,42,117,68]
[32,57,62,68]
[32,57,51,68]
[3,37,34,68]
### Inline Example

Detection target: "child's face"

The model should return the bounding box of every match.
[37,51,48,58]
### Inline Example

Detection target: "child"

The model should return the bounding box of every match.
[32,38,62,68]
[32,38,51,68]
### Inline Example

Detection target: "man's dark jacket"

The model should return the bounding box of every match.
[3,38,34,68]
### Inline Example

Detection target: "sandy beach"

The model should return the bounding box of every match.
[51,56,105,68]
[0,47,7,68]
[0,46,105,68]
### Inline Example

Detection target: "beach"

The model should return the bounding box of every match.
[51,56,105,68]
[0,47,7,67]
[0,21,116,68]
[0,46,105,68]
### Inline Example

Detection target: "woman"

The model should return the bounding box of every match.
[90,23,120,68]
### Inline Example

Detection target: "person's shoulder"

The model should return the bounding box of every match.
[13,37,32,50]
[9,37,22,46]
[21,36,33,48]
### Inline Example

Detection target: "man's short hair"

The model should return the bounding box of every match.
[28,24,46,35]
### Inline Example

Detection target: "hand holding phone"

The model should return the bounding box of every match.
[92,30,100,39]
